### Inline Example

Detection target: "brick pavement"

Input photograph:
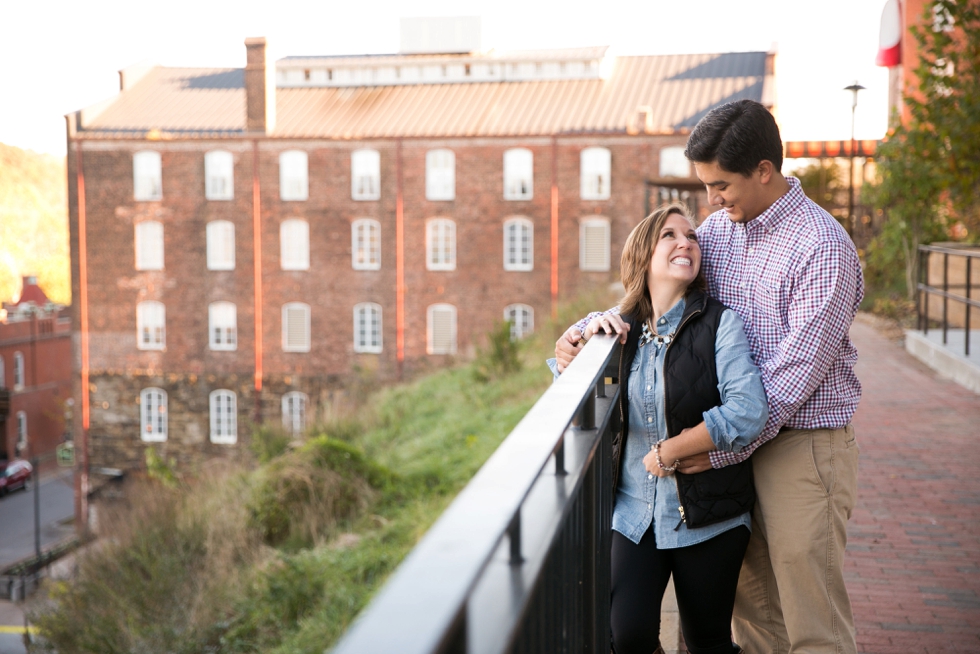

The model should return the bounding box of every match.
[847,316,980,653]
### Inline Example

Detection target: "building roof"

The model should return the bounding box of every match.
[76,50,773,140]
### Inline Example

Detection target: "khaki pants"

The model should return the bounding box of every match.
[733,426,859,654]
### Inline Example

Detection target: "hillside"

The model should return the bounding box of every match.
[0,142,69,305]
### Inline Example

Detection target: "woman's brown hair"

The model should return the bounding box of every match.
[618,203,706,324]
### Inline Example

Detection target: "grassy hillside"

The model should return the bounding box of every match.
[0,142,69,305]
[27,292,614,653]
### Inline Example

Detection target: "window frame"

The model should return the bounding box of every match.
[353,302,383,354]
[659,146,691,178]
[504,303,534,340]
[13,352,24,390]
[134,220,164,271]
[503,217,534,271]
[16,411,27,453]
[280,219,310,271]
[427,303,457,355]
[351,149,381,201]
[426,218,456,271]
[204,150,234,200]
[136,301,166,350]
[503,148,534,200]
[425,149,456,201]
[0,356,5,390]
[282,302,311,353]
[208,301,237,351]
[580,147,611,200]
[579,217,611,272]
[206,220,236,271]
[133,151,162,201]
[351,218,381,270]
[279,150,309,201]
[209,390,238,444]
[140,387,168,442]
[282,391,308,435]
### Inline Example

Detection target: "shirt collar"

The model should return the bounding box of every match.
[745,176,806,235]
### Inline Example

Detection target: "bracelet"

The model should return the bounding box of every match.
[653,441,680,473]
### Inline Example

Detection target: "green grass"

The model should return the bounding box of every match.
[27,291,616,654]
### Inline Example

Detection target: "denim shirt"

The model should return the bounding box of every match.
[549,298,768,548]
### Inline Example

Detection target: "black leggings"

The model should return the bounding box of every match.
[611,525,749,654]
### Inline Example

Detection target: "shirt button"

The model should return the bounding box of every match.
[648,473,653,480]
[748,247,755,254]
[647,416,653,423]
[658,318,666,325]
[648,504,652,510]
[647,385,651,391]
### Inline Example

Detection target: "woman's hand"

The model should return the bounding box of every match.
[584,314,629,343]
[643,443,678,478]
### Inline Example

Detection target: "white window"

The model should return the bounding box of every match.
[504,304,534,339]
[282,302,311,352]
[353,302,382,353]
[133,151,162,201]
[16,412,27,453]
[13,352,24,390]
[503,217,533,271]
[280,150,309,201]
[659,146,690,178]
[280,219,310,271]
[209,390,237,444]
[352,149,381,201]
[134,221,164,271]
[206,220,236,271]
[580,147,611,200]
[426,149,455,201]
[140,387,168,442]
[503,148,533,200]
[580,218,611,271]
[137,301,166,350]
[209,302,237,351]
[205,150,234,200]
[426,219,456,271]
[0,356,5,389]
[427,304,457,355]
[282,391,307,435]
[352,219,381,270]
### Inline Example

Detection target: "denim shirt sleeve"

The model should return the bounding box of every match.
[702,309,769,452]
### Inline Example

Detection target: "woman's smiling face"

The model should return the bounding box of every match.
[647,212,701,291]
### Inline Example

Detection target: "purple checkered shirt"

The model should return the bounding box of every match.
[577,177,863,468]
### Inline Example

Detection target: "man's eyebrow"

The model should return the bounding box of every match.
[703,179,727,187]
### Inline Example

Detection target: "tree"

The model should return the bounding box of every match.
[868,0,980,299]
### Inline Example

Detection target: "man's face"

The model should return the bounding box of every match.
[694,160,769,224]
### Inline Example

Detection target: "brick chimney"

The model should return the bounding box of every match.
[245,37,276,134]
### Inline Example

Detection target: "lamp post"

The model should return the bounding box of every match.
[844,81,865,238]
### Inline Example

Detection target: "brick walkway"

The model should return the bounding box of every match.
[847,316,980,653]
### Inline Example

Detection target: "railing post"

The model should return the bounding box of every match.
[942,252,949,344]
[508,509,523,565]
[923,248,930,334]
[555,437,566,476]
[966,257,972,357]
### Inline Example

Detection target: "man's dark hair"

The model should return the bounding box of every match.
[684,99,783,175]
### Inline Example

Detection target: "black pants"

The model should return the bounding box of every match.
[611,525,749,654]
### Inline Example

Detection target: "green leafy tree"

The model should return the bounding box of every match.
[868,0,980,298]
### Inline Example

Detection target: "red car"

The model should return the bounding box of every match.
[0,459,33,496]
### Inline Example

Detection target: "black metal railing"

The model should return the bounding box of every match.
[331,334,622,654]
[917,244,980,357]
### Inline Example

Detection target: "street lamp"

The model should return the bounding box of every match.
[844,81,866,238]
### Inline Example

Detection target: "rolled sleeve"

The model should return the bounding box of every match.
[702,310,768,452]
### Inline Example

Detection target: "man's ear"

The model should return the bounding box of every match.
[757,160,774,184]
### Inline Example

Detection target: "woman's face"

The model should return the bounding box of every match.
[647,212,701,291]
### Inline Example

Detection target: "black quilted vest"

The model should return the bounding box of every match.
[614,289,756,529]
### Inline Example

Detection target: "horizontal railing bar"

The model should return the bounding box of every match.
[916,284,980,310]
[918,244,980,258]
[469,389,618,654]
[331,334,620,654]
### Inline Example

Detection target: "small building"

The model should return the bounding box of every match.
[0,277,72,464]
[66,26,774,470]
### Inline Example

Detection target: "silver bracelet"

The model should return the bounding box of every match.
[653,441,679,473]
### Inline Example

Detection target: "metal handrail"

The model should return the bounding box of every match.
[331,334,621,654]
[917,244,979,357]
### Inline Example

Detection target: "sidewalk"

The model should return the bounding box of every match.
[847,315,980,653]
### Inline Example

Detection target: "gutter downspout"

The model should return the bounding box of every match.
[75,142,90,532]
[550,136,559,320]
[396,139,405,380]
[252,140,263,422]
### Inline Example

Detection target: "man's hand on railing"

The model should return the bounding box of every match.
[554,315,630,373]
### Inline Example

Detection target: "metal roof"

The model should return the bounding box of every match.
[77,51,771,140]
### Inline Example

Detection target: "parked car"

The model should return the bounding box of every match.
[0,459,33,496]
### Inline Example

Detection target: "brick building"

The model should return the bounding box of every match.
[67,34,774,471]
[0,277,72,463]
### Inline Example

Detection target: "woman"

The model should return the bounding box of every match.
[574,204,766,654]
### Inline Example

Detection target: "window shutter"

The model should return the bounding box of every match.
[428,304,457,354]
[283,303,311,352]
[580,220,611,271]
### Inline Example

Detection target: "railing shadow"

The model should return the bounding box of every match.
[917,244,980,357]
[331,334,622,654]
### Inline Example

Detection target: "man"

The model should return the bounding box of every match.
[556,99,863,654]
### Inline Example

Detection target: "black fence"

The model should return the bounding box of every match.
[917,244,980,357]
[331,334,621,654]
